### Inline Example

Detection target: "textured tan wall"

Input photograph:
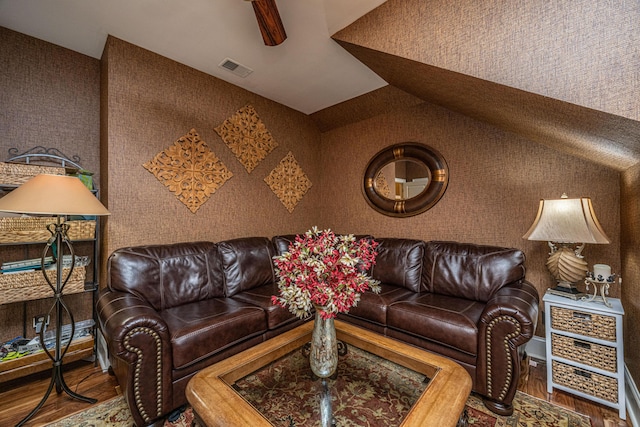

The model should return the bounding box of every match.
[101,37,322,262]
[0,27,101,182]
[331,41,640,172]
[621,164,640,384]
[0,27,101,340]
[318,102,621,337]
[335,0,638,122]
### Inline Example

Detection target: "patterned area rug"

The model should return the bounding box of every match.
[46,391,591,427]
[232,345,429,426]
[45,397,197,427]
[47,347,592,427]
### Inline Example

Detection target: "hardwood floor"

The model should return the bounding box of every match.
[0,357,632,426]
[0,359,118,426]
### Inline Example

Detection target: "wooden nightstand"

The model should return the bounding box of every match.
[543,291,625,419]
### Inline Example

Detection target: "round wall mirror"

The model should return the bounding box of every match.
[363,142,448,217]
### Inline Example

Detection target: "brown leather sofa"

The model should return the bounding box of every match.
[97,235,538,426]
[337,238,539,416]
[96,237,304,426]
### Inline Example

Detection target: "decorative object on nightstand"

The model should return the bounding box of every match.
[523,193,610,299]
[0,174,110,427]
[543,292,625,419]
[582,264,620,308]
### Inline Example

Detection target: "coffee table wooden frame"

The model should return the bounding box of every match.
[186,320,472,427]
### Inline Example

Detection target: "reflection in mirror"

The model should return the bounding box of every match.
[374,160,430,201]
[363,142,448,217]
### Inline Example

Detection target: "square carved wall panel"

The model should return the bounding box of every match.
[264,151,312,213]
[143,129,233,213]
[215,104,278,173]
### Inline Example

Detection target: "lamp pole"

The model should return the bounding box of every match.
[16,217,97,427]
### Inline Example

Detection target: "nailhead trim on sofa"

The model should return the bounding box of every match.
[486,315,521,400]
[124,326,163,423]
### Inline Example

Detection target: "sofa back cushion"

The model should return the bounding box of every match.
[107,241,223,311]
[272,233,373,256]
[371,238,425,292]
[218,237,277,297]
[423,241,525,302]
[272,234,297,256]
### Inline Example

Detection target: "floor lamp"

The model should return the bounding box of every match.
[0,174,110,426]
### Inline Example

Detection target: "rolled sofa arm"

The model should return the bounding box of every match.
[477,280,539,415]
[96,289,173,426]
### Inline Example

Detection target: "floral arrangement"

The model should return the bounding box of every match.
[271,227,380,320]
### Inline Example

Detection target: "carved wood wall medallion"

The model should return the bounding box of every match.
[143,129,233,214]
[264,151,312,213]
[214,105,278,173]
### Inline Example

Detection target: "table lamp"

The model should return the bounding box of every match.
[0,174,110,426]
[522,193,609,298]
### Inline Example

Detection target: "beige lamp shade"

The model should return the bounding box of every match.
[522,196,609,244]
[0,174,110,216]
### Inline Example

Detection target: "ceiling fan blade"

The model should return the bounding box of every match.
[250,0,287,46]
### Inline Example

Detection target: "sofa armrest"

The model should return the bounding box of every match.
[96,289,173,426]
[477,280,539,413]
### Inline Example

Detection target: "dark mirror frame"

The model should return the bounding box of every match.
[363,142,449,217]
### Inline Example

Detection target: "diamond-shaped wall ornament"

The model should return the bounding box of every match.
[214,104,278,173]
[264,151,312,213]
[143,129,233,214]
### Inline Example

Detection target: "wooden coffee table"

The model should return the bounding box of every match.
[186,320,472,426]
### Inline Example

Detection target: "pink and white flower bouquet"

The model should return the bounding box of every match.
[271,227,380,320]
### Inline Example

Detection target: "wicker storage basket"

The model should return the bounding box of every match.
[0,217,95,243]
[551,333,617,372]
[0,162,65,186]
[552,360,618,403]
[550,306,616,341]
[0,266,86,305]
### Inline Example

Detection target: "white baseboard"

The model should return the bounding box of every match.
[96,329,110,372]
[625,366,640,426]
[527,336,639,423]
[524,336,546,361]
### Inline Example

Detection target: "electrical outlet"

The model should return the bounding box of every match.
[33,315,49,330]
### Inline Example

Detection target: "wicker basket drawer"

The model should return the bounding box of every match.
[0,217,95,243]
[0,162,65,186]
[550,306,616,341]
[551,333,617,372]
[0,266,86,305]
[552,360,618,403]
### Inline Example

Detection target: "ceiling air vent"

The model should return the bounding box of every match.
[218,58,253,78]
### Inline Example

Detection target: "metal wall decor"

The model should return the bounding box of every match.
[363,142,448,217]
[143,129,233,213]
[214,104,278,173]
[264,151,312,213]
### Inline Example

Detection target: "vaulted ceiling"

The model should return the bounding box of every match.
[1,0,638,171]
[317,0,640,172]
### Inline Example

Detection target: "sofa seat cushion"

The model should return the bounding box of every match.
[387,293,484,356]
[343,284,415,326]
[232,283,297,330]
[161,298,266,370]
